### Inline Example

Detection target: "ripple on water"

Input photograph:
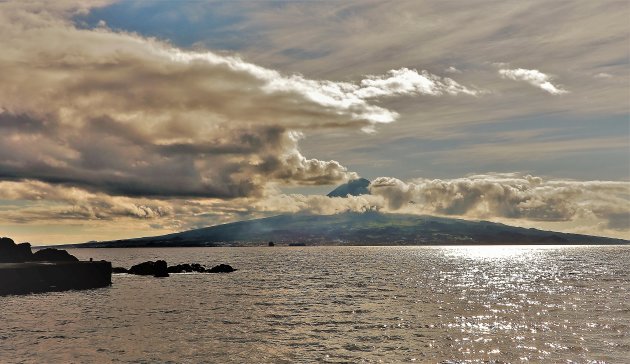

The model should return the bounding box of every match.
[0,245,628,363]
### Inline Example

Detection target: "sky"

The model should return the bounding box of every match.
[0,0,628,244]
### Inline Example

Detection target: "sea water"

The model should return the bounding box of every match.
[1,245,628,363]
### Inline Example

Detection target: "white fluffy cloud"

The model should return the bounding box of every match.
[499,68,568,95]
[242,173,630,237]
[369,173,629,231]
[354,68,480,99]
[0,2,478,199]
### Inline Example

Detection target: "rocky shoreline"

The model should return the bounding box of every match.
[1,236,112,295]
[1,236,236,295]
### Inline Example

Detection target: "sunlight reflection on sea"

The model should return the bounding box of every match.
[1,245,628,363]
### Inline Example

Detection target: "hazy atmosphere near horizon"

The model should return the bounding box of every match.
[0,0,628,245]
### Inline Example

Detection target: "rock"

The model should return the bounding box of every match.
[154,260,169,277]
[0,235,113,296]
[206,264,236,273]
[167,263,207,273]
[128,261,156,275]
[128,260,169,277]
[268,241,275,247]
[0,237,16,250]
[0,237,34,262]
[125,261,235,276]
[32,248,79,262]
[191,263,205,272]
[167,263,192,273]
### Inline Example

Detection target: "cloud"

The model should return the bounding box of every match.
[0,2,477,199]
[217,0,629,182]
[0,180,173,221]
[1,174,627,243]
[1,1,628,244]
[594,72,613,79]
[499,68,568,95]
[354,68,480,98]
[445,66,462,74]
[257,193,384,215]
[369,173,629,231]
[243,173,630,237]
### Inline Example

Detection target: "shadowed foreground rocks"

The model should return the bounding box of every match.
[0,237,34,263]
[0,236,111,296]
[32,248,79,262]
[114,261,236,277]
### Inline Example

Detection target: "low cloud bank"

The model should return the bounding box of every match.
[1,173,628,239]
[258,173,629,236]
[370,174,628,230]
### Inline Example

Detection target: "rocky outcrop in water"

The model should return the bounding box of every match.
[206,264,236,273]
[167,263,206,273]
[128,260,169,277]
[115,261,236,276]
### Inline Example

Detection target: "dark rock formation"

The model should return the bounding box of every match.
[167,263,190,273]
[2,237,81,263]
[15,243,33,259]
[129,260,169,277]
[124,261,236,275]
[0,237,34,262]
[207,264,236,273]
[268,241,275,247]
[32,248,79,262]
[167,263,206,273]
[0,236,111,296]
[190,263,205,272]
[154,260,169,277]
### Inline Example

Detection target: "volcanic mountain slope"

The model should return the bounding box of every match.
[74,211,627,247]
[68,178,628,247]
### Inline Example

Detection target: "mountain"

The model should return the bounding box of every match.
[327,178,370,197]
[65,179,627,248]
[71,211,627,248]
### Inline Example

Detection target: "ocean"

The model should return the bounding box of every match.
[1,245,628,363]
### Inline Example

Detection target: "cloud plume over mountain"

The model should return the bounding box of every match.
[369,174,628,229]
[0,2,479,200]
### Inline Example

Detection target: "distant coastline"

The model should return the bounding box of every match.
[49,212,628,249]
